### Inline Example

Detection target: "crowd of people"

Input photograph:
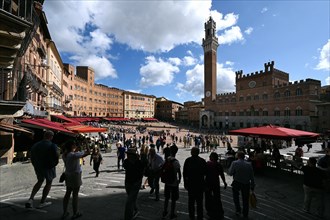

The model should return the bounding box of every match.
[24,129,330,220]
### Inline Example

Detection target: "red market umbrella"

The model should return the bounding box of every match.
[228,125,319,139]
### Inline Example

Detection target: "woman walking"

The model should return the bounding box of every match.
[90,147,103,177]
[61,140,90,219]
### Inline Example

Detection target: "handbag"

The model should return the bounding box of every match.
[249,191,257,208]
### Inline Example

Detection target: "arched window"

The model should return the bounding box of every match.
[296,88,302,96]
[284,90,291,97]
[274,108,280,116]
[295,107,303,116]
[262,93,268,100]
[254,94,259,100]
[274,92,280,99]
[263,109,268,116]
[284,107,291,116]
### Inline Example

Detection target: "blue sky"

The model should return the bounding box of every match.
[44,0,329,104]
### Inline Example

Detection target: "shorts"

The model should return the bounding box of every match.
[65,172,82,189]
[164,184,179,201]
[35,167,56,182]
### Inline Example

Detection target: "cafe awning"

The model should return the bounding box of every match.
[20,118,75,135]
[51,114,80,124]
[104,117,130,121]
[141,118,158,122]
[0,122,34,135]
[64,125,107,133]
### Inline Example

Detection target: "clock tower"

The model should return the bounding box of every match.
[203,16,218,103]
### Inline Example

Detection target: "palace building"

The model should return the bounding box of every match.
[200,17,322,132]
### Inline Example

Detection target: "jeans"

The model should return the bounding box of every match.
[149,171,160,198]
[118,157,124,169]
[232,181,250,217]
[303,184,324,216]
[124,180,142,220]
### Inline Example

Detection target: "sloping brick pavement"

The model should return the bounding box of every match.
[1,140,329,220]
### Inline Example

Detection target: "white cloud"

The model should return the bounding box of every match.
[315,39,330,71]
[168,57,181,66]
[43,1,245,81]
[176,64,204,98]
[78,55,117,80]
[244,27,253,35]
[187,50,193,57]
[183,56,197,66]
[176,62,236,100]
[44,1,242,54]
[211,12,239,31]
[261,7,268,13]
[326,77,330,85]
[87,29,113,55]
[139,56,180,87]
[91,1,216,52]
[218,26,244,45]
[127,89,142,94]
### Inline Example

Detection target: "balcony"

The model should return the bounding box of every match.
[48,82,64,96]
[65,96,72,104]
[0,0,43,105]
[0,0,41,74]
[46,103,63,111]
[36,41,46,58]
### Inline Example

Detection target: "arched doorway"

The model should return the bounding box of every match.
[201,115,208,127]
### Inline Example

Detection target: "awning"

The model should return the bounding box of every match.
[0,122,34,135]
[51,114,80,124]
[142,118,158,122]
[104,117,130,121]
[20,118,75,135]
[70,117,101,122]
[64,125,108,133]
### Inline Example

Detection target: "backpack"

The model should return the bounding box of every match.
[160,159,177,184]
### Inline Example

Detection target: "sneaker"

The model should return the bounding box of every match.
[37,201,52,209]
[162,211,168,218]
[25,199,33,208]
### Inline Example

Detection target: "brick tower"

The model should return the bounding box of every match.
[202,16,218,105]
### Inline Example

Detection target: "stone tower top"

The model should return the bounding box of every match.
[202,16,219,53]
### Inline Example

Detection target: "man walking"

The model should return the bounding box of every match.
[183,147,207,220]
[228,151,255,218]
[25,130,59,209]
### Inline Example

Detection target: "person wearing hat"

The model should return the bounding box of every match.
[123,148,145,220]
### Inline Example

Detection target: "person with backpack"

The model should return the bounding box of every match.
[161,144,181,219]
[205,152,227,219]
[148,148,164,201]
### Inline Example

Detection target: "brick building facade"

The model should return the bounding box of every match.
[155,97,183,121]
[201,17,323,132]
